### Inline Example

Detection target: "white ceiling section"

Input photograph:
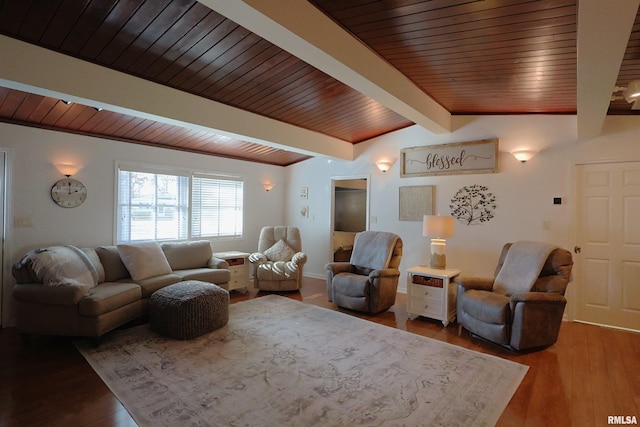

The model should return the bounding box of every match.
[201,0,452,135]
[576,0,640,140]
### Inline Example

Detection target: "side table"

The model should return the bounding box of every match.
[406,266,460,326]
[214,251,250,291]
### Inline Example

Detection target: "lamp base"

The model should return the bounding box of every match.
[430,238,447,269]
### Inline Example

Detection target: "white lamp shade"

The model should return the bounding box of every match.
[422,215,455,238]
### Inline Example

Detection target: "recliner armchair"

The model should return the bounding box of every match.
[325,230,403,314]
[249,226,307,291]
[456,241,573,351]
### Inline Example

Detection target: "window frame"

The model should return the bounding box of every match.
[114,161,245,244]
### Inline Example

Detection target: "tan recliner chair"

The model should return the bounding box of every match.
[249,226,307,291]
[325,230,403,314]
[456,241,573,351]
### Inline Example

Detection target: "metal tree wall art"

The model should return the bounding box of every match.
[449,185,497,225]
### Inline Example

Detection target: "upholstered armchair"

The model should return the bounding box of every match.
[325,231,403,314]
[456,241,573,351]
[249,226,307,291]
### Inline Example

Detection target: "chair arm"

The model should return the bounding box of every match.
[510,292,567,305]
[208,257,229,269]
[292,252,307,265]
[455,276,494,292]
[249,252,267,264]
[369,268,400,279]
[13,283,89,305]
[325,262,354,275]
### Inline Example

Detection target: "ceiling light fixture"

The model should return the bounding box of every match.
[612,80,640,105]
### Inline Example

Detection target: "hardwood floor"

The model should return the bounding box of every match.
[1,277,638,427]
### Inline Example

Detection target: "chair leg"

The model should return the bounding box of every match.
[457,324,463,336]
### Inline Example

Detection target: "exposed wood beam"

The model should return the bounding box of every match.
[0,35,353,161]
[201,0,452,134]
[577,0,640,139]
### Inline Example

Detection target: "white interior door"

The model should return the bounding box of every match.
[575,162,640,331]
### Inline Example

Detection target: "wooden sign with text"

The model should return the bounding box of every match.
[400,138,499,177]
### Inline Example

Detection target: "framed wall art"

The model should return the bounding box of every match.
[401,138,499,177]
[399,185,434,221]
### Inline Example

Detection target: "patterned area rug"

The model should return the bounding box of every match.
[76,295,527,426]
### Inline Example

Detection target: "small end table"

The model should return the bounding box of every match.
[214,251,250,291]
[406,266,460,326]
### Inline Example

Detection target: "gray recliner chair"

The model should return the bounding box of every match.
[249,226,307,291]
[325,230,403,314]
[456,241,573,351]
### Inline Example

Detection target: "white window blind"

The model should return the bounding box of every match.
[192,174,244,238]
[116,165,243,243]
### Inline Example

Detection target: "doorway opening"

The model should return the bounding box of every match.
[330,176,369,262]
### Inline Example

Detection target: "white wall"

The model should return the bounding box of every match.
[284,115,640,312]
[1,122,286,324]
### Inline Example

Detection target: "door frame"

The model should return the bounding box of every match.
[0,149,10,327]
[329,174,370,263]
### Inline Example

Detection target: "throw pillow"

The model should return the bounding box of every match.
[263,239,296,262]
[161,240,212,270]
[117,242,173,281]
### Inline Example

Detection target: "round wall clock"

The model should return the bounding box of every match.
[51,178,87,208]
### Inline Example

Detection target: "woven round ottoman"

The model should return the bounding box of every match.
[149,280,229,340]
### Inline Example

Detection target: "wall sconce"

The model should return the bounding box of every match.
[423,214,455,269]
[376,160,393,172]
[511,150,537,163]
[263,182,275,192]
[55,163,80,177]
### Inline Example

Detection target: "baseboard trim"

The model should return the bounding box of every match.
[573,319,640,334]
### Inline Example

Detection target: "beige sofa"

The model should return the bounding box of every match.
[12,240,231,338]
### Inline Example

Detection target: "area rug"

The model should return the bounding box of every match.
[76,295,528,426]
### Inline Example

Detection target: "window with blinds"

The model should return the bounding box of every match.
[116,165,243,243]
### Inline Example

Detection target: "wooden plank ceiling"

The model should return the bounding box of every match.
[0,0,636,166]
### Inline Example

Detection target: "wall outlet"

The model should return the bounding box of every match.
[370,216,378,224]
[14,217,33,228]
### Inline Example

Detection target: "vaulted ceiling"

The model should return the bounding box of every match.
[0,0,638,166]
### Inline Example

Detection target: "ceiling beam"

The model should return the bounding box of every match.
[577,0,640,140]
[0,35,353,161]
[201,0,452,134]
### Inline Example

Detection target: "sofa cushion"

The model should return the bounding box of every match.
[96,246,131,282]
[263,239,296,262]
[174,268,231,284]
[136,273,182,298]
[161,240,212,270]
[117,242,173,281]
[78,282,142,316]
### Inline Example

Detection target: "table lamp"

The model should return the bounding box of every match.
[423,214,455,269]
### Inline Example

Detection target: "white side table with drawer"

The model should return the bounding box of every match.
[214,251,250,291]
[406,266,461,326]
